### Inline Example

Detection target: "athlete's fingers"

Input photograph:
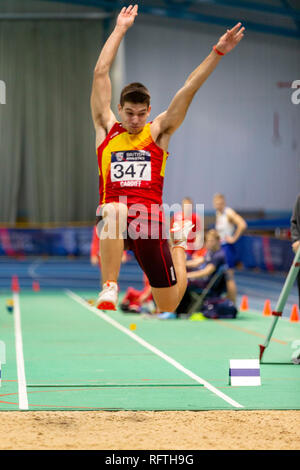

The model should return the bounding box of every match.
[229,22,242,34]
[234,27,245,41]
[235,33,244,44]
[235,26,245,36]
[237,28,245,37]
[226,23,242,37]
[124,5,132,15]
[131,4,138,16]
[224,25,244,44]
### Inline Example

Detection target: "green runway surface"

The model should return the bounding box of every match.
[0,290,299,411]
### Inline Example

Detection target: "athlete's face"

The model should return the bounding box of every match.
[213,196,225,212]
[118,102,151,134]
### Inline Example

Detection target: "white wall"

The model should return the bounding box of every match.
[124,15,300,212]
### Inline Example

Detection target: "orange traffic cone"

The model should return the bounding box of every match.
[290,304,299,323]
[32,281,40,292]
[263,299,272,316]
[240,295,249,311]
[11,275,20,293]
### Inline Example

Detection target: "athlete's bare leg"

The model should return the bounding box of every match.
[99,202,128,284]
[171,245,188,300]
[150,220,194,312]
[151,246,187,312]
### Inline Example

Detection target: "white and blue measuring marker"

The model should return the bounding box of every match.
[229,359,261,386]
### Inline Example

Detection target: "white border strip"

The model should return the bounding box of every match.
[13,292,28,410]
[66,290,243,409]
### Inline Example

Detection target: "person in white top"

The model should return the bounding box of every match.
[213,193,247,304]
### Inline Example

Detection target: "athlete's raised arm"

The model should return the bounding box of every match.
[152,22,245,137]
[90,5,138,144]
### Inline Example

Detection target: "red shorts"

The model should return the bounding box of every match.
[124,218,177,288]
[96,213,177,288]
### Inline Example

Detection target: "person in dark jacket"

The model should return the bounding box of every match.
[291,194,300,307]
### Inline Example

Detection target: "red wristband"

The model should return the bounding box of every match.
[213,45,225,56]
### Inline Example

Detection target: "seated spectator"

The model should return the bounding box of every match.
[175,229,228,314]
[188,245,207,261]
[121,273,154,313]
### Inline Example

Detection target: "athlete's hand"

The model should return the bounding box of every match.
[225,235,236,244]
[215,22,245,54]
[116,4,138,30]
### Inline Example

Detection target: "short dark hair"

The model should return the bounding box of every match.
[120,82,151,107]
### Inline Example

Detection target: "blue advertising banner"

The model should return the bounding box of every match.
[0,227,93,257]
[0,227,294,272]
[234,235,294,272]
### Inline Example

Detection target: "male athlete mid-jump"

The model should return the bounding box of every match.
[90,4,244,312]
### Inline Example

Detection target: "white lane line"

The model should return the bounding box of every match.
[13,292,29,410]
[66,290,244,409]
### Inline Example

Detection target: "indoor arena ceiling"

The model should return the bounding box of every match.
[0,0,299,38]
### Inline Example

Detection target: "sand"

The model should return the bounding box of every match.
[0,410,299,450]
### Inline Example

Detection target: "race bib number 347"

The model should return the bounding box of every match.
[111,151,151,188]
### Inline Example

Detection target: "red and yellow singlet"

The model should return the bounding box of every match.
[97,122,169,220]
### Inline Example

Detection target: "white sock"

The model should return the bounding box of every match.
[172,240,187,250]
[103,281,118,289]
